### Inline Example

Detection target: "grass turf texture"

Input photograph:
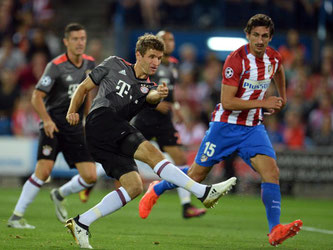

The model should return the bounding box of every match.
[0,187,332,249]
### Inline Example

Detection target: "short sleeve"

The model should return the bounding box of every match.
[35,62,59,94]
[222,53,242,87]
[89,56,113,86]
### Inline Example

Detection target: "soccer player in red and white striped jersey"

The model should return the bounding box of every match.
[140,14,303,246]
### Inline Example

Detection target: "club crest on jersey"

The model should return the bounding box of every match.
[225,67,234,78]
[200,154,208,162]
[42,145,52,156]
[41,76,51,86]
[140,86,149,94]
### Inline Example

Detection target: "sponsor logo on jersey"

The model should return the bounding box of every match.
[118,69,126,75]
[200,154,208,162]
[66,75,73,81]
[140,86,149,94]
[42,145,52,156]
[225,67,234,78]
[41,76,51,86]
[242,79,271,90]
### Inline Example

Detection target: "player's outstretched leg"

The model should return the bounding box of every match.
[139,176,237,218]
[50,189,68,223]
[65,216,92,249]
[268,219,303,246]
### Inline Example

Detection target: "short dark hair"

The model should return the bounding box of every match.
[135,33,165,56]
[244,14,275,37]
[64,23,85,38]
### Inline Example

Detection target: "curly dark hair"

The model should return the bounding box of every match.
[244,14,275,37]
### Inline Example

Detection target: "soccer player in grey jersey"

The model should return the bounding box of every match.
[64,33,236,249]
[134,30,206,219]
[8,23,97,229]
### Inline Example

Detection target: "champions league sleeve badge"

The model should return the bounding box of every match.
[225,67,234,79]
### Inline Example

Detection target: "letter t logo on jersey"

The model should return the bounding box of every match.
[116,80,131,98]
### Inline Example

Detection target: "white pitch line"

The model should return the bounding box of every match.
[302,226,333,235]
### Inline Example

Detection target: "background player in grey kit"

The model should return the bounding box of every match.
[133,30,206,219]
[64,33,236,249]
[7,23,97,229]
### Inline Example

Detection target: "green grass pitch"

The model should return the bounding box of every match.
[0,187,332,249]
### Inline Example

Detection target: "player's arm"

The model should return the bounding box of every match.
[221,84,283,111]
[146,82,169,104]
[273,64,287,107]
[31,89,59,138]
[67,76,95,125]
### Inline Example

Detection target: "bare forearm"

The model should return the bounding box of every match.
[146,90,162,104]
[31,94,52,122]
[222,97,264,110]
[68,85,87,114]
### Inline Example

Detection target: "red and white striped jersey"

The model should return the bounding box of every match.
[211,44,282,126]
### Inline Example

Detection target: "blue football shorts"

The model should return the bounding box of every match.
[195,122,276,169]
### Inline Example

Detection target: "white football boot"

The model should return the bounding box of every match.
[50,188,68,223]
[7,218,35,229]
[200,177,237,208]
[65,217,92,249]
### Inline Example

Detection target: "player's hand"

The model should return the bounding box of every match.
[157,82,168,99]
[66,113,80,126]
[263,96,284,110]
[156,101,172,114]
[43,120,59,139]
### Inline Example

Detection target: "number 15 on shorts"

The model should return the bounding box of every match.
[203,142,216,157]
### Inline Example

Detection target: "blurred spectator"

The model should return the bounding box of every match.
[264,115,285,151]
[308,94,333,135]
[178,43,199,75]
[283,109,306,149]
[174,104,206,151]
[12,11,34,54]
[87,38,104,64]
[0,0,15,41]
[26,28,52,61]
[160,0,194,27]
[32,0,54,27]
[17,51,47,92]
[139,0,160,28]
[196,55,222,125]
[0,36,26,72]
[174,70,201,114]
[11,89,39,137]
[278,29,308,79]
[311,114,333,146]
[0,69,20,135]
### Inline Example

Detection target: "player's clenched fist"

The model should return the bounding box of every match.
[66,113,80,125]
[157,82,168,98]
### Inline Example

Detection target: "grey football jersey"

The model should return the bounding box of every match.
[36,53,95,126]
[89,56,158,121]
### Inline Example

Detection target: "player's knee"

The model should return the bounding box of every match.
[124,183,143,199]
[135,141,164,166]
[81,174,97,184]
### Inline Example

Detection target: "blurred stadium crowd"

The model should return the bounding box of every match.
[1,0,333,155]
